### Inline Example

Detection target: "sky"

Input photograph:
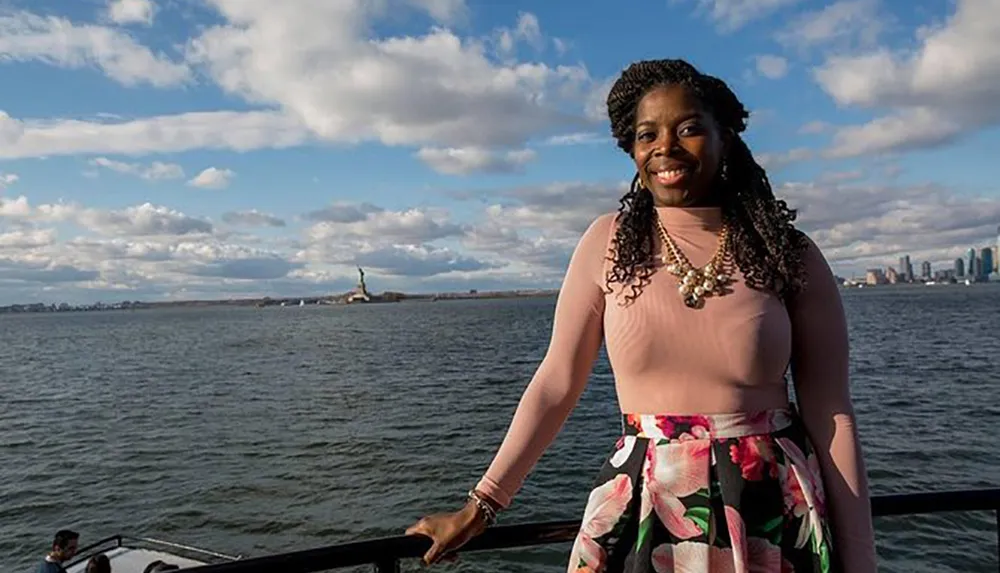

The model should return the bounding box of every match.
[1,0,999,305]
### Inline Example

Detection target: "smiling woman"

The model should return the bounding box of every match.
[404,58,877,573]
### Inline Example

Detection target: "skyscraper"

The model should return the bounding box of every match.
[898,255,912,282]
[967,248,977,278]
[981,247,994,279]
[996,226,1000,273]
[955,257,965,277]
[921,260,931,280]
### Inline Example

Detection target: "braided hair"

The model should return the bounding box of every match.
[604,59,808,303]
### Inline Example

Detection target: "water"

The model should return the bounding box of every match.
[2,285,998,572]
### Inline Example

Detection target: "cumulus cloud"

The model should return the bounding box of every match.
[90,157,185,180]
[782,181,1000,269]
[0,197,307,304]
[494,11,544,54]
[681,0,802,31]
[303,204,465,246]
[354,244,499,277]
[0,195,213,236]
[2,175,998,304]
[0,10,189,87]
[0,3,597,174]
[416,147,536,175]
[798,120,831,135]
[183,2,593,152]
[221,210,286,228]
[0,172,18,189]
[107,0,156,26]
[0,110,309,159]
[188,167,235,189]
[756,147,814,171]
[776,0,883,51]
[813,0,1000,157]
[754,55,789,79]
[544,132,606,146]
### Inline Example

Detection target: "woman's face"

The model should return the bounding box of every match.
[632,84,728,207]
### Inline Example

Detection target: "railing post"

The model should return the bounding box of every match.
[372,557,399,573]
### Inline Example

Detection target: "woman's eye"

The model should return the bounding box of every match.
[637,131,654,142]
[680,124,704,136]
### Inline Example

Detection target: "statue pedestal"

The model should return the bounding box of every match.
[346,279,371,303]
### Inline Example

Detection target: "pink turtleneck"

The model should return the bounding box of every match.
[475,206,877,570]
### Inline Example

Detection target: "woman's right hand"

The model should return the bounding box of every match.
[404,499,489,565]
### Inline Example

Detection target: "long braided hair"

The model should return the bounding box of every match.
[604,59,808,302]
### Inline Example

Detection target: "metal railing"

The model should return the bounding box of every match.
[105,489,1000,572]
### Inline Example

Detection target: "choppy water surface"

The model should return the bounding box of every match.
[2,285,999,572]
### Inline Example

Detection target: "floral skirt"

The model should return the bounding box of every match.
[567,408,835,573]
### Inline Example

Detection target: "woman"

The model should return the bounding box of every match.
[405,59,877,572]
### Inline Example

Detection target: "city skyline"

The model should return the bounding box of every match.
[2,0,1000,305]
[855,226,1000,285]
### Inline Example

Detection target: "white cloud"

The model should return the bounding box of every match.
[0,110,308,159]
[188,167,235,190]
[777,0,882,51]
[783,181,1000,270]
[0,172,18,189]
[798,120,831,134]
[107,0,156,26]
[221,210,286,228]
[814,0,1000,157]
[0,228,56,249]
[302,204,464,246]
[0,10,189,87]
[401,0,469,24]
[545,132,606,146]
[0,3,596,172]
[2,176,998,304]
[681,0,802,31]
[416,146,536,175]
[0,195,213,237]
[754,54,789,79]
[90,157,185,180]
[184,2,592,150]
[756,147,814,170]
[818,170,865,184]
[495,12,543,54]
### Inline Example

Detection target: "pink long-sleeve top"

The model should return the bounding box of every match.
[475,206,877,570]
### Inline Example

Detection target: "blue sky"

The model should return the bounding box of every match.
[1,0,998,304]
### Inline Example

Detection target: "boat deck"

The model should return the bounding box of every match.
[66,547,205,572]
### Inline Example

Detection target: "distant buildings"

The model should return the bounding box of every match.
[845,230,997,287]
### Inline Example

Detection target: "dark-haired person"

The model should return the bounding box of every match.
[142,560,180,573]
[85,554,111,573]
[406,59,876,572]
[37,530,79,573]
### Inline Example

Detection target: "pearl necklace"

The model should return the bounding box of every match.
[655,215,732,308]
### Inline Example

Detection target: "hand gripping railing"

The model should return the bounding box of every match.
[176,488,1000,573]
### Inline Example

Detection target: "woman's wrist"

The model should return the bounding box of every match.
[466,489,500,526]
[472,488,503,513]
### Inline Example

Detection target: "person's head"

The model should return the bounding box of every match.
[51,529,80,561]
[86,554,111,573]
[143,561,180,573]
[604,58,807,300]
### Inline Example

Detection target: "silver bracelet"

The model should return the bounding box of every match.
[467,489,498,526]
